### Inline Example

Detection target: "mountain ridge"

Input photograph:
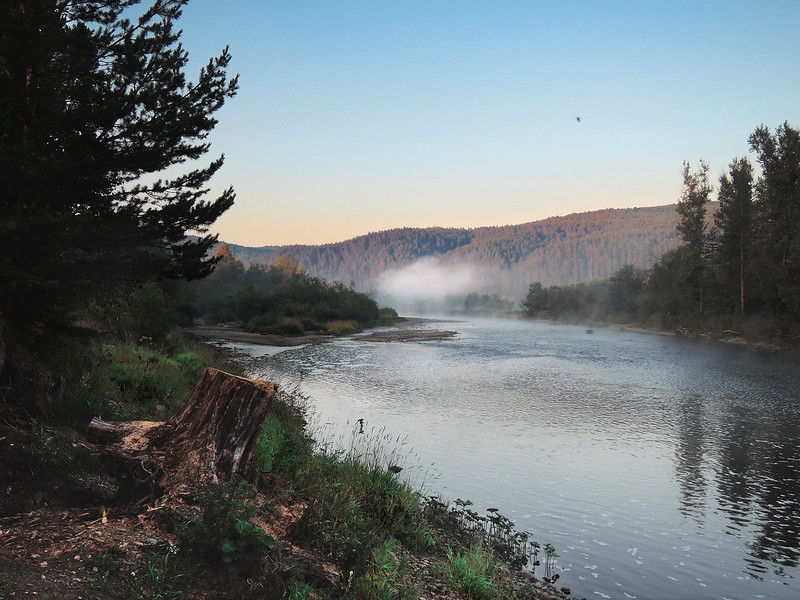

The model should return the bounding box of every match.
[227,204,689,300]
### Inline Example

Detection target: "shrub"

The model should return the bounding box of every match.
[325,320,359,335]
[172,481,275,563]
[245,316,305,336]
[377,307,401,322]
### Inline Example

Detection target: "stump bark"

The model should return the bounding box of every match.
[86,368,277,499]
[146,368,277,489]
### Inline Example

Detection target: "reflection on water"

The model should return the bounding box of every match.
[233,318,800,600]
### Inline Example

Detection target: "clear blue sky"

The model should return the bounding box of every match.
[177,0,799,246]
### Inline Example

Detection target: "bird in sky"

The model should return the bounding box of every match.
[576,116,581,123]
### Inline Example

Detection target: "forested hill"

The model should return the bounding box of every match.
[229,204,688,300]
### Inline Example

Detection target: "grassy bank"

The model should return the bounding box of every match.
[0,332,569,600]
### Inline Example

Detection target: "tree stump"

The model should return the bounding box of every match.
[145,368,277,491]
[84,368,277,501]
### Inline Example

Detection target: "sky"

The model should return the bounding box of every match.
[176,0,800,247]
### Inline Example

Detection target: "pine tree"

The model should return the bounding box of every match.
[713,158,754,316]
[748,123,800,317]
[675,160,712,313]
[0,0,237,350]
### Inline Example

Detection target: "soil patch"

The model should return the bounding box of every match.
[187,325,332,346]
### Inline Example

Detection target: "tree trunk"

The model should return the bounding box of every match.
[85,368,277,499]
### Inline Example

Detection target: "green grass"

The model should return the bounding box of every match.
[38,326,555,599]
[58,337,242,423]
[288,580,319,600]
[145,552,185,600]
[252,397,556,599]
[258,402,434,591]
[352,537,407,600]
[440,543,499,600]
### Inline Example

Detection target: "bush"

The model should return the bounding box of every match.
[245,316,305,336]
[171,481,275,563]
[378,307,401,322]
[325,320,359,335]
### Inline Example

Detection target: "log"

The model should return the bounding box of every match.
[145,368,277,490]
[87,417,126,444]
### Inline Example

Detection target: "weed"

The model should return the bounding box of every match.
[57,333,243,423]
[291,422,435,578]
[145,552,184,599]
[172,480,275,563]
[2,563,24,600]
[172,351,206,373]
[440,542,498,600]
[422,495,552,578]
[353,537,408,600]
[82,550,122,574]
[288,580,318,599]
[543,542,560,584]
[28,426,93,470]
[218,516,276,563]
[255,387,315,479]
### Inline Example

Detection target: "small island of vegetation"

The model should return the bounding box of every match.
[181,245,400,338]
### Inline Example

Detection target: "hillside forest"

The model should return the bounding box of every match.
[230,204,684,300]
[520,123,800,339]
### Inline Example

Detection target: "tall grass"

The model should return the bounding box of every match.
[58,337,243,422]
[440,542,499,600]
[252,389,559,598]
[255,395,434,596]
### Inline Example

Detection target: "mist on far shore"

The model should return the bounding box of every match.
[373,257,482,315]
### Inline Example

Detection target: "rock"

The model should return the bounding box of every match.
[560,585,571,594]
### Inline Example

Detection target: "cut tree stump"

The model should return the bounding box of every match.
[84,368,277,500]
[146,368,277,490]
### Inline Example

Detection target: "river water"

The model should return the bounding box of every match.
[230,317,800,600]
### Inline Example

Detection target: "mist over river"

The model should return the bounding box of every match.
[226,318,800,600]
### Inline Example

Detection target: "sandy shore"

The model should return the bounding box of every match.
[187,318,459,346]
[187,325,333,346]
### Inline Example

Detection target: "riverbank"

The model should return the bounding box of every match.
[188,317,459,347]
[187,323,334,346]
[0,329,580,600]
[514,312,798,354]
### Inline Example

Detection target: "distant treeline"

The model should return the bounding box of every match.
[521,122,800,339]
[229,205,683,299]
[179,247,396,335]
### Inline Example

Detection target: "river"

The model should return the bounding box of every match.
[225,317,800,600]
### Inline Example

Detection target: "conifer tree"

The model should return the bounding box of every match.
[749,123,800,317]
[0,1,237,354]
[675,160,712,313]
[713,158,754,316]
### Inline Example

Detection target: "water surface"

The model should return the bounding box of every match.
[234,318,800,600]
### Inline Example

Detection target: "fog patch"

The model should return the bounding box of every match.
[375,257,478,315]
